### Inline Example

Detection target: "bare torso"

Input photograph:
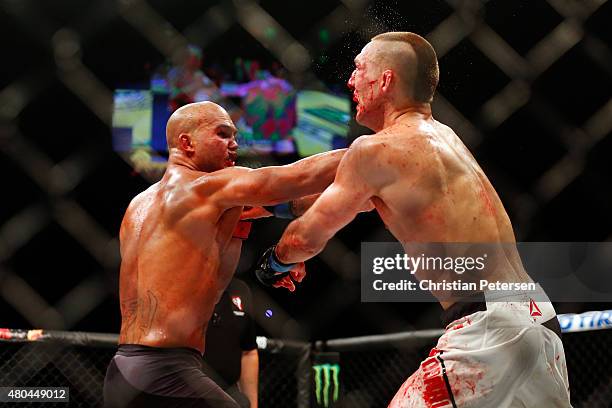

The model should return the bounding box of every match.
[364,117,530,306]
[118,166,242,352]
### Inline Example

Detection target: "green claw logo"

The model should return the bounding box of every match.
[313,363,340,407]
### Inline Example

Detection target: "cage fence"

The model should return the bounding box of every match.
[0,310,610,407]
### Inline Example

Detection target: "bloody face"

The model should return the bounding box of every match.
[347,43,383,130]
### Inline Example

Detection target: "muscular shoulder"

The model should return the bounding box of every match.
[345,135,380,162]
[349,131,429,167]
[188,166,252,195]
[129,184,155,204]
[124,185,157,220]
[169,166,256,206]
[160,166,248,211]
[352,130,426,151]
[350,134,376,149]
[120,184,159,241]
[339,135,398,188]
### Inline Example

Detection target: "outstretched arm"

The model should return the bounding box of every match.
[275,141,374,264]
[289,194,322,217]
[196,149,346,209]
[240,194,323,223]
[260,194,321,219]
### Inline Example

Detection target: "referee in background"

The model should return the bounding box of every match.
[203,279,259,408]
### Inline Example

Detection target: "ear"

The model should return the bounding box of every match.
[381,70,394,92]
[178,133,195,154]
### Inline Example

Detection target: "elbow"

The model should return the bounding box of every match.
[277,227,324,262]
[290,229,325,258]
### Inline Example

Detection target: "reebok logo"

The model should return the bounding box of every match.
[530,299,542,317]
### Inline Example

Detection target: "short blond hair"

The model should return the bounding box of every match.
[371,32,439,103]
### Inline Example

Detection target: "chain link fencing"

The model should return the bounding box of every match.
[325,327,612,407]
[0,331,307,408]
[1,0,611,406]
[1,312,611,407]
[1,0,611,346]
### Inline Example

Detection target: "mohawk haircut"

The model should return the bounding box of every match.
[371,32,439,103]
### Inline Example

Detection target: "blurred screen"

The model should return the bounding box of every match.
[221,77,296,155]
[111,89,170,162]
[112,89,153,152]
[293,90,351,156]
[111,74,351,173]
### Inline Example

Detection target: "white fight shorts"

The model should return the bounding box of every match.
[389,285,571,407]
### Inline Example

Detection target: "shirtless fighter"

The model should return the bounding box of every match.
[103,101,343,408]
[254,33,571,407]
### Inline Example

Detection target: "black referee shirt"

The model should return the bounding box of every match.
[203,279,257,387]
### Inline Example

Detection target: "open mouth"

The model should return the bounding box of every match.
[226,153,237,166]
[353,92,364,114]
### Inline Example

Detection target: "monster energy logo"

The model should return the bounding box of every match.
[313,363,340,407]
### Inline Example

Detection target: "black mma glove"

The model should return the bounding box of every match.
[254,245,296,286]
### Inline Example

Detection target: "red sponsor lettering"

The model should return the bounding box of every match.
[421,357,452,408]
